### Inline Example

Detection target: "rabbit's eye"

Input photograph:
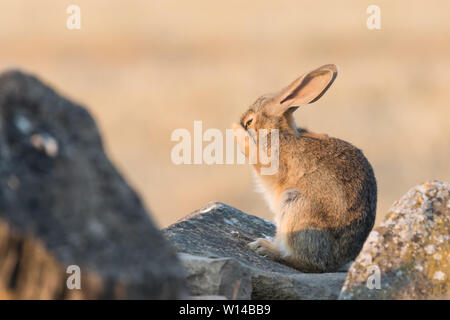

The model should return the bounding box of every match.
[245,118,253,129]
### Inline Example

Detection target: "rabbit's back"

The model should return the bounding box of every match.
[289,134,376,221]
[286,133,377,265]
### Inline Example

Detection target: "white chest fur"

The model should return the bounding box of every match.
[251,170,282,226]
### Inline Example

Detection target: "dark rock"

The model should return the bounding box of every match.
[0,70,186,299]
[340,180,450,299]
[0,219,103,299]
[164,202,347,299]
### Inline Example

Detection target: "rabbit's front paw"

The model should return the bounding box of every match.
[247,238,273,256]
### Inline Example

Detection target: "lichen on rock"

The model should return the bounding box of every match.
[340,180,450,299]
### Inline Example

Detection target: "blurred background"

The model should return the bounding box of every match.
[0,0,448,227]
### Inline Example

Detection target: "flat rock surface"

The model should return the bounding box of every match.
[165,202,291,273]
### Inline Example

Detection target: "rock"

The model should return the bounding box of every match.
[0,219,103,299]
[340,180,450,300]
[0,70,186,299]
[190,295,228,300]
[178,253,252,300]
[164,202,347,300]
[251,269,347,300]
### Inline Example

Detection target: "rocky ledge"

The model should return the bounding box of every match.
[163,180,449,300]
[164,202,347,299]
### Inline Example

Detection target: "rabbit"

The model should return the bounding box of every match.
[232,64,377,273]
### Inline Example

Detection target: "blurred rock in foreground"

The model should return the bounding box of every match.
[0,70,186,299]
[164,202,347,300]
[340,180,449,299]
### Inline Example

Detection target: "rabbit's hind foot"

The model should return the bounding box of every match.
[247,238,282,260]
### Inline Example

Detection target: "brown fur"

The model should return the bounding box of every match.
[235,64,377,273]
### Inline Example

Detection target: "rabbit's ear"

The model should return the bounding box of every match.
[273,64,338,115]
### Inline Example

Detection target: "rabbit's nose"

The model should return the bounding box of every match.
[232,123,243,132]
